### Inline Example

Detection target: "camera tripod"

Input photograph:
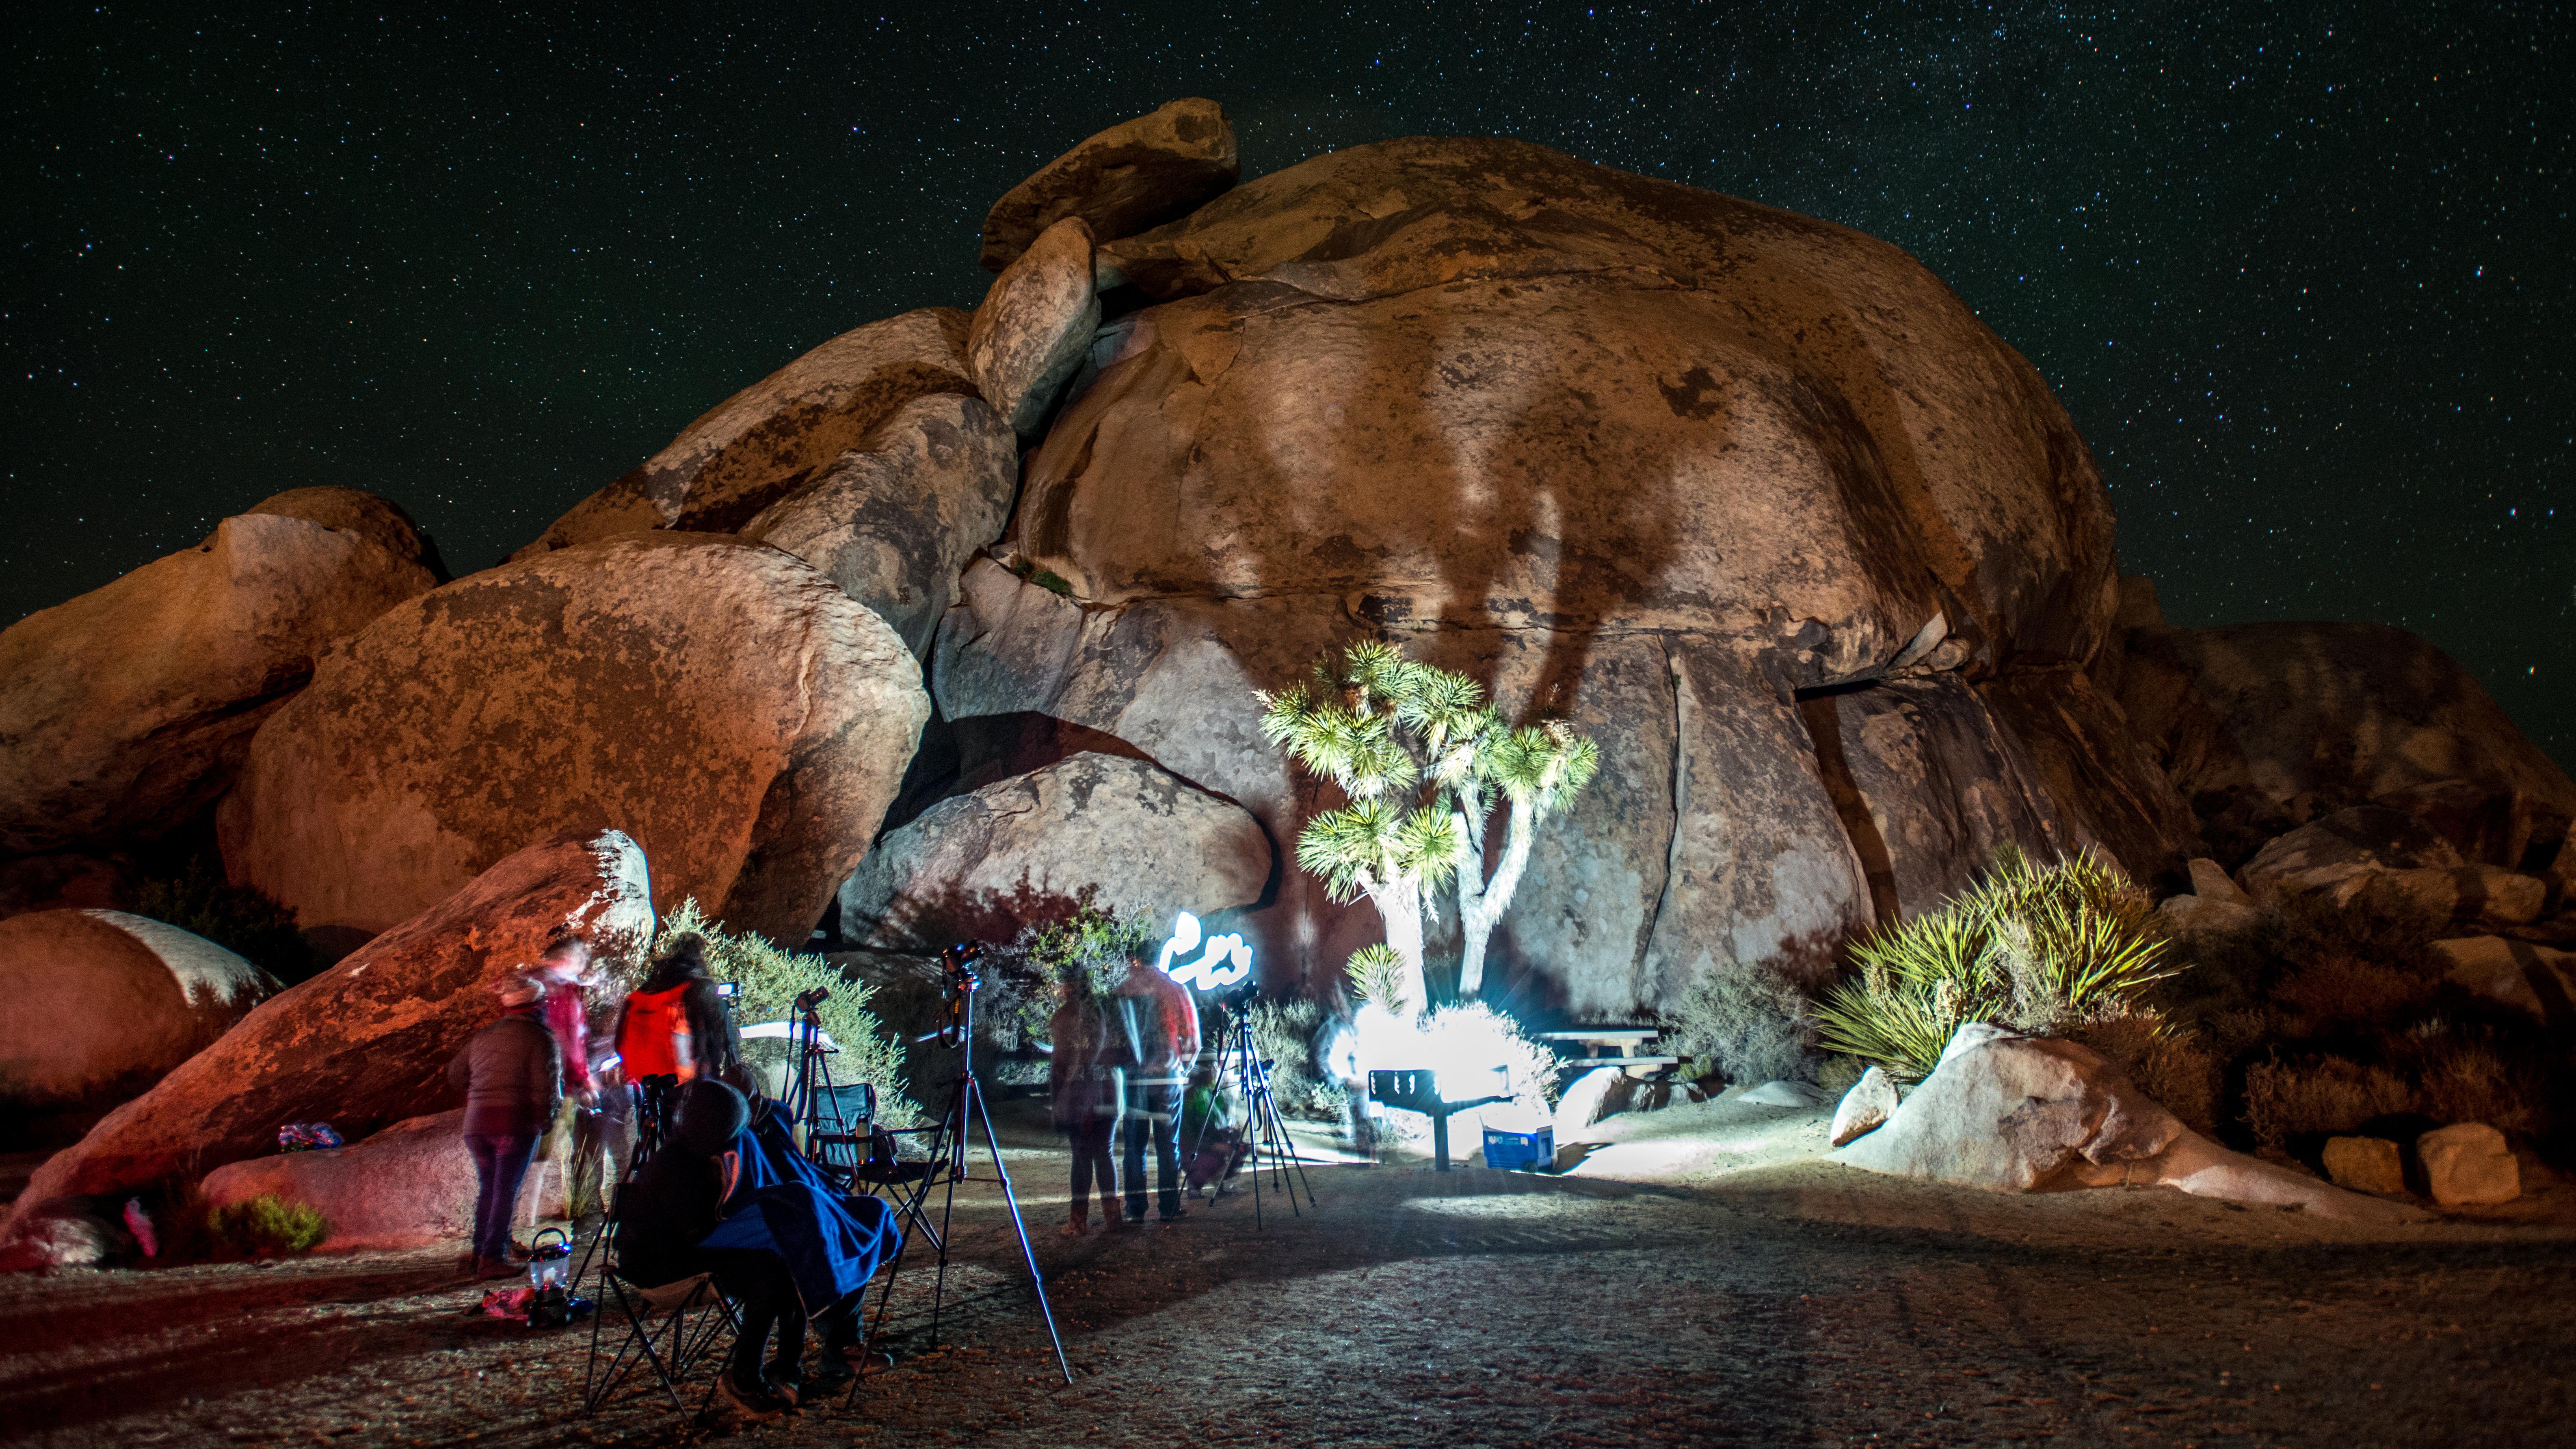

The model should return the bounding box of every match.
[848,944,1071,1384]
[1190,992,1319,1230]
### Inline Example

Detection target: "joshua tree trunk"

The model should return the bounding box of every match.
[1455,796,1537,998]
[1363,875,1430,1020]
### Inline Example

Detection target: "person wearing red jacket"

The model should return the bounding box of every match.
[1112,951,1201,1225]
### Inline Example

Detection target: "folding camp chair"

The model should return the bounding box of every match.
[580,1193,742,1416]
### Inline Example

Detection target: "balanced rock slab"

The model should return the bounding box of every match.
[740,392,1019,656]
[0,910,277,1126]
[219,533,928,953]
[0,829,653,1246]
[199,1110,567,1251]
[1836,1025,2180,1191]
[839,752,1270,951]
[516,308,976,553]
[967,217,1099,438]
[0,511,438,856]
[2416,1122,2519,1206]
[980,98,1238,271]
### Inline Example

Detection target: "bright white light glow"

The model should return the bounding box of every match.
[1353,1001,1549,1140]
[740,1020,839,1048]
[1156,910,1252,990]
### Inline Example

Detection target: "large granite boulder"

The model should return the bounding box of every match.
[839,752,1271,950]
[246,486,450,580]
[967,217,1100,438]
[2116,619,2576,866]
[979,98,1239,272]
[218,534,928,954]
[199,1110,566,1251]
[2235,804,2545,926]
[0,510,439,856]
[514,308,977,554]
[739,393,1019,656]
[0,829,652,1246]
[0,910,278,1136]
[938,136,2193,1012]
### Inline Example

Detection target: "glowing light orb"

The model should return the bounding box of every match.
[1156,910,1252,991]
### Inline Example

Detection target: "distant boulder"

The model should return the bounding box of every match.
[2117,620,2576,866]
[2237,804,2547,927]
[245,486,450,580]
[514,308,977,554]
[740,393,1019,656]
[980,98,1239,272]
[0,511,439,857]
[0,909,277,1139]
[0,828,653,1248]
[839,752,1271,951]
[219,534,928,954]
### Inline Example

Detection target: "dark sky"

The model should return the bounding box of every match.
[9,3,2569,770]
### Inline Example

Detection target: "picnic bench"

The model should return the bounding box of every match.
[1540,1027,1679,1073]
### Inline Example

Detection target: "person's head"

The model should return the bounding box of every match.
[537,932,592,984]
[489,970,545,1011]
[644,933,710,992]
[668,1079,749,1159]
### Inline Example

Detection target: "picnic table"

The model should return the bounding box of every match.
[1540,1027,1679,1074]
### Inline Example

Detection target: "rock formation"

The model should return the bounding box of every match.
[199,1109,566,1251]
[934,134,2200,1013]
[219,534,928,954]
[739,393,1019,657]
[514,308,977,554]
[967,217,1101,438]
[245,485,451,580]
[0,910,278,1135]
[0,508,439,856]
[839,752,1272,951]
[0,829,653,1244]
[979,97,1238,272]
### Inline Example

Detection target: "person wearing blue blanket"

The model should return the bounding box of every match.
[614,1080,898,1419]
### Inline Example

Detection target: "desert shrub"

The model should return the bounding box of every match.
[203,1195,327,1257]
[990,897,1152,1050]
[2066,1008,2223,1138]
[2241,1055,2415,1154]
[1814,849,2178,1079]
[654,900,918,1126]
[1814,1052,1869,1100]
[1661,963,1815,1085]
[2266,955,2439,1036]
[128,860,316,985]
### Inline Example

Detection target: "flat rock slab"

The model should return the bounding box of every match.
[980,97,1238,271]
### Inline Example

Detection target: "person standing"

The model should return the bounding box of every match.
[448,970,562,1277]
[1113,951,1200,1224]
[530,935,604,1215]
[613,932,742,1157]
[1047,962,1121,1235]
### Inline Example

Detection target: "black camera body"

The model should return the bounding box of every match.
[940,940,986,990]
[792,985,832,1012]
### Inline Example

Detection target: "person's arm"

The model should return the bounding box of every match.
[446,1033,474,1094]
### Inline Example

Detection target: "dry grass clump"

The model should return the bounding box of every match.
[2067,1009,2223,1138]
[201,1195,328,1258]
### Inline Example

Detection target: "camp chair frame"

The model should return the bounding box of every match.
[580,1193,743,1416]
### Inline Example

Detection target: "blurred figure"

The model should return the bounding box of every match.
[1181,1065,1251,1199]
[1047,960,1122,1235]
[530,934,606,1215]
[448,970,562,1277]
[614,933,743,1159]
[1112,951,1200,1224]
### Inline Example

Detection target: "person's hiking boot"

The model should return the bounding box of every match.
[718,1368,792,1420]
[766,1356,807,1407]
[474,1254,518,1279]
[1062,1196,1090,1237]
[1102,1189,1131,1228]
[805,1352,857,1397]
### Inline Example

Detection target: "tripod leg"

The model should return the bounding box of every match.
[967,1077,1074,1384]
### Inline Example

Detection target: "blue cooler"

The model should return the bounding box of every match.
[1481,1124,1555,1172]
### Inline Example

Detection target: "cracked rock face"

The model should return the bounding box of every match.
[219,534,928,955]
[839,752,1271,952]
[935,137,2194,1015]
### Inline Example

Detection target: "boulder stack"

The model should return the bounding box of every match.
[979,97,1239,271]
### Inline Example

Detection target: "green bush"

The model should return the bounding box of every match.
[128,860,316,985]
[994,897,1151,1049]
[654,900,918,1127]
[203,1195,327,1256]
[1813,849,2178,1080]
[1661,963,1814,1085]
[1244,996,1344,1120]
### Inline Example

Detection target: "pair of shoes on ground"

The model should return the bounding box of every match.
[720,1366,800,1420]
[1129,1207,1189,1224]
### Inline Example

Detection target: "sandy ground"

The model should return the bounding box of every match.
[3,1096,2571,1449]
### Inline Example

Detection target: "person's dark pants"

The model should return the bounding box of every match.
[1067,1118,1117,1204]
[701,1248,807,1384]
[464,1132,539,1261]
[1121,1113,1180,1220]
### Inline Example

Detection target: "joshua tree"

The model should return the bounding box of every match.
[1259,641,1598,1011]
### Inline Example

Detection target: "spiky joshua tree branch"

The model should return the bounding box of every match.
[1259,640,1598,1014]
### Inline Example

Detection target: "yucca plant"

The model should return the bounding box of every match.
[1261,641,1597,1014]
[1344,943,1412,1016]
[1813,849,2180,1080]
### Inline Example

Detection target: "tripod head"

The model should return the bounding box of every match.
[936,940,986,1051]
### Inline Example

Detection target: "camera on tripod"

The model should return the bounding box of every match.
[939,940,985,985]
[793,985,832,1012]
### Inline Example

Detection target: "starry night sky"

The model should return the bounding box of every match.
[9,3,2569,769]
